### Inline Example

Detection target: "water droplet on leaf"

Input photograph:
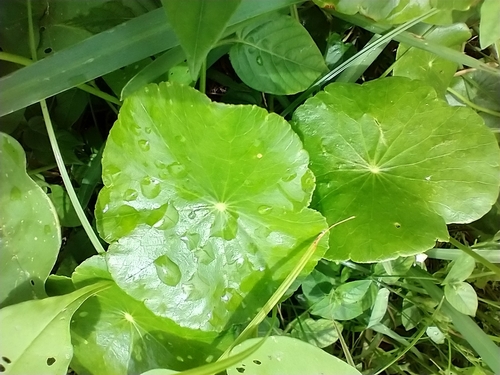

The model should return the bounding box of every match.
[154,254,182,286]
[256,56,263,65]
[140,177,161,199]
[10,186,22,200]
[167,162,187,178]
[138,139,150,151]
[258,205,272,215]
[123,189,138,201]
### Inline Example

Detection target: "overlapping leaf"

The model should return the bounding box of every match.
[96,82,327,331]
[0,132,60,307]
[293,77,500,262]
[229,15,327,95]
[70,256,230,374]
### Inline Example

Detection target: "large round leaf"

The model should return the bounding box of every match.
[292,77,500,262]
[227,336,361,375]
[70,256,231,374]
[0,132,61,307]
[96,82,327,331]
[229,15,327,95]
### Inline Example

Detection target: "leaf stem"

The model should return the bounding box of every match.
[199,59,207,94]
[446,87,500,117]
[27,0,105,255]
[290,4,299,21]
[448,237,500,278]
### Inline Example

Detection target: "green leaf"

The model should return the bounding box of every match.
[292,77,500,262]
[367,288,390,328]
[426,326,446,344]
[227,336,362,375]
[402,293,421,331]
[374,256,415,284]
[443,253,475,284]
[0,282,109,375]
[479,0,500,49]
[290,318,342,348]
[70,256,230,374]
[311,280,372,320]
[394,23,471,96]
[162,0,241,80]
[52,88,88,128]
[444,282,478,316]
[0,132,60,307]
[229,15,327,95]
[96,82,328,331]
[0,0,303,117]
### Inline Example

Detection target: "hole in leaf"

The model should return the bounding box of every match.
[46,357,56,366]
[44,47,52,54]
[253,359,262,365]
[1,357,10,364]
[236,367,245,373]
[30,280,35,286]
[0,364,5,372]
[394,223,401,229]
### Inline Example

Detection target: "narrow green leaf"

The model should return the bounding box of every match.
[0,132,60,307]
[412,266,500,374]
[162,0,241,80]
[367,288,390,328]
[444,282,478,316]
[479,0,500,49]
[0,282,110,375]
[230,15,327,94]
[0,0,303,117]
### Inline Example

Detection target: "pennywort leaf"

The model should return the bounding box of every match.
[96,82,328,331]
[0,132,60,307]
[293,77,500,262]
[444,282,478,316]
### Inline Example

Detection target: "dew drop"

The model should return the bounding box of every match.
[188,211,196,220]
[167,162,187,178]
[123,189,138,201]
[140,177,161,199]
[43,225,52,234]
[138,139,150,152]
[258,205,272,215]
[10,186,22,200]
[175,135,186,143]
[282,172,297,182]
[154,254,182,286]
[144,127,152,134]
[256,56,263,65]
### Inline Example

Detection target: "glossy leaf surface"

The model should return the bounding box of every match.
[163,0,241,79]
[394,23,471,96]
[0,132,60,307]
[0,282,108,375]
[96,82,327,331]
[227,336,361,375]
[229,15,327,95]
[70,256,229,374]
[293,77,500,262]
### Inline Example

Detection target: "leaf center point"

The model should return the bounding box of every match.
[214,202,227,212]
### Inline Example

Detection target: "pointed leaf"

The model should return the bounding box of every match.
[0,282,109,375]
[292,77,500,262]
[0,132,60,307]
[227,336,361,375]
[443,253,475,284]
[229,15,327,95]
[444,282,478,316]
[162,0,241,80]
[367,288,390,328]
[96,82,328,331]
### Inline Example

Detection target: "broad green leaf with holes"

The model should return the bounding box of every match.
[227,336,362,375]
[394,23,471,96]
[0,132,60,307]
[96,82,328,331]
[162,0,241,80]
[229,15,327,95]
[70,256,231,374]
[0,282,109,375]
[293,77,500,262]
